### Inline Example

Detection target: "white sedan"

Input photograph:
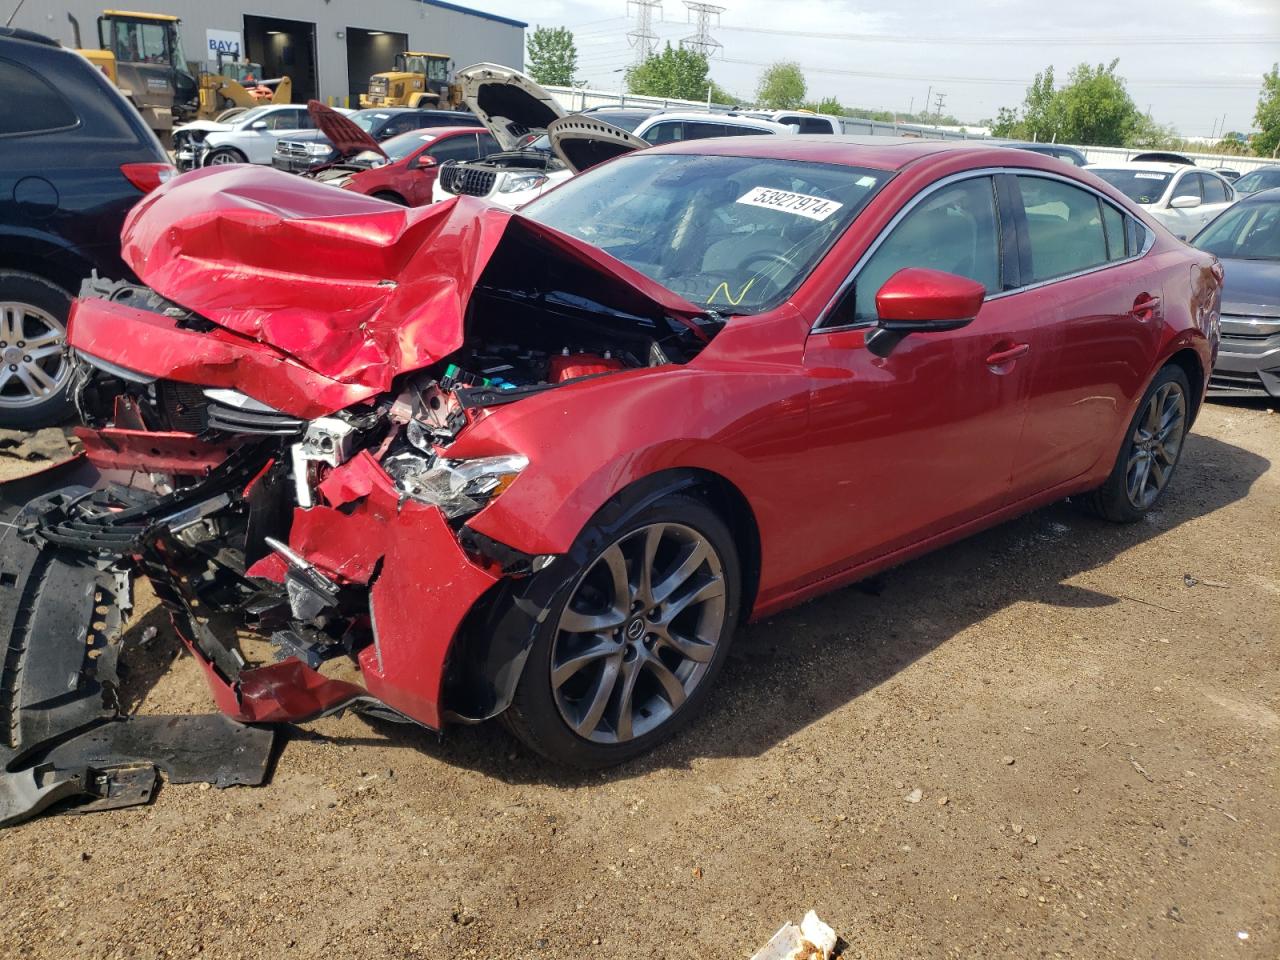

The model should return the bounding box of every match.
[1088,161,1235,239]
[172,105,351,170]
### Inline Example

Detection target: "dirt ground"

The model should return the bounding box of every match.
[1,400,1276,960]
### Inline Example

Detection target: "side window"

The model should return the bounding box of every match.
[266,109,303,130]
[476,132,499,156]
[799,117,832,134]
[1126,217,1148,258]
[717,123,763,137]
[1172,172,1201,203]
[1202,175,1228,204]
[427,135,480,163]
[846,176,1001,322]
[0,59,79,135]
[680,120,728,140]
[641,121,681,145]
[1056,149,1086,167]
[1100,201,1127,261]
[1016,176,1108,282]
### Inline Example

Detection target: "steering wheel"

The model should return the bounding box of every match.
[736,251,799,299]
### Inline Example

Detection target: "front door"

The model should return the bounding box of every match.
[797,174,1034,582]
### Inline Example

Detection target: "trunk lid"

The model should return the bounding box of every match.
[548,114,648,174]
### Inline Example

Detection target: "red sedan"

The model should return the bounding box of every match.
[328,126,498,206]
[10,138,1220,768]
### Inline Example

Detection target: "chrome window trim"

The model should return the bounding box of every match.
[813,166,1154,333]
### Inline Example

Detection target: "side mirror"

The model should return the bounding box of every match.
[1169,194,1201,209]
[251,120,268,130]
[865,267,985,358]
[414,154,437,169]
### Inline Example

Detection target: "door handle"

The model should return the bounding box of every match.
[985,343,1030,366]
[1132,293,1161,322]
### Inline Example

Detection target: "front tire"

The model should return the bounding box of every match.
[0,272,74,429]
[1085,364,1191,522]
[204,147,247,166]
[504,493,741,768]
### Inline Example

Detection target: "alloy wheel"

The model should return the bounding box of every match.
[1125,380,1186,510]
[550,522,727,744]
[207,151,240,165]
[0,302,69,410]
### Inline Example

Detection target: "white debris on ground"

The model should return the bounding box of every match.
[751,911,839,960]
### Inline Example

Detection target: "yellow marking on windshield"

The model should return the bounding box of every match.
[708,276,756,306]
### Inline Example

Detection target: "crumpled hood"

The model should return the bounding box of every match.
[175,119,233,136]
[113,165,705,394]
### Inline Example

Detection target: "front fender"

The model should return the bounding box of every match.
[453,362,809,559]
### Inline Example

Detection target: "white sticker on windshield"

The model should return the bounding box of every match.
[1135,172,1165,179]
[736,186,844,221]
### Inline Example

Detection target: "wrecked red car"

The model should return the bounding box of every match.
[1,138,1220,769]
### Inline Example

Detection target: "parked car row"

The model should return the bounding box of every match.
[1,24,1277,434]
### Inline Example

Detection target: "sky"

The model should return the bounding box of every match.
[461,0,1280,137]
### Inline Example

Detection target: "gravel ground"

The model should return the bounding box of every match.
[1,400,1276,960]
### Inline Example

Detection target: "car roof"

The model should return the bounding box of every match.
[642,135,1061,171]
[0,26,60,46]
[641,112,792,131]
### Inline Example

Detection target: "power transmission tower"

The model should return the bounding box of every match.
[680,1,725,58]
[932,91,947,120]
[627,0,663,66]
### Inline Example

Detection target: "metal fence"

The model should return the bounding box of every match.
[544,85,1279,169]
[543,85,984,141]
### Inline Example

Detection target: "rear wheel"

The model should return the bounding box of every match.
[0,272,74,429]
[504,493,741,768]
[372,191,408,206]
[1085,364,1191,522]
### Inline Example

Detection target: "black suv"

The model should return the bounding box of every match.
[0,27,172,428]
[273,108,482,173]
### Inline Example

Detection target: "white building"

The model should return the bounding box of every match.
[14,0,526,106]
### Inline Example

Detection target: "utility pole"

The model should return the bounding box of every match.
[933,91,947,122]
[924,85,932,123]
[626,0,662,67]
[680,1,724,58]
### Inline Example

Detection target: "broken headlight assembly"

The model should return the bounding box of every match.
[383,452,528,519]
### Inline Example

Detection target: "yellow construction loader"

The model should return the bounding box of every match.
[70,10,198,142]
[361,52,462,109]
[198,51,293,122]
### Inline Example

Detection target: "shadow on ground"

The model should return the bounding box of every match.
[282,425,1268,786]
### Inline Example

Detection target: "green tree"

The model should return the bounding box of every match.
[526,26,577,86]
[1056,61,1141,145]
[1254,64,1280,157]
[626,44,714,101]
[993,60,1149,146]
[802,96,845,116]
[756,61,806,110]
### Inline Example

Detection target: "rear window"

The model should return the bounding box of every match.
[1092,169,1171,205]
[0,58,78,135]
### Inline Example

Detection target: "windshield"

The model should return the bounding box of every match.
[1092,169,1171,205]
[1192,201,1280,260]
[588,111,652,133]
[1234,169,1280,195]
[235,106,272,127]
[374,130,436,162]
[521,153,889,315]
[350,110,391,133]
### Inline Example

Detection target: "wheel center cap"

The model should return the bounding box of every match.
[3,347,21,365]
[625,618,646,641]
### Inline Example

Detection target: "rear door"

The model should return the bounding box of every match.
[1005,173,1163,497]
